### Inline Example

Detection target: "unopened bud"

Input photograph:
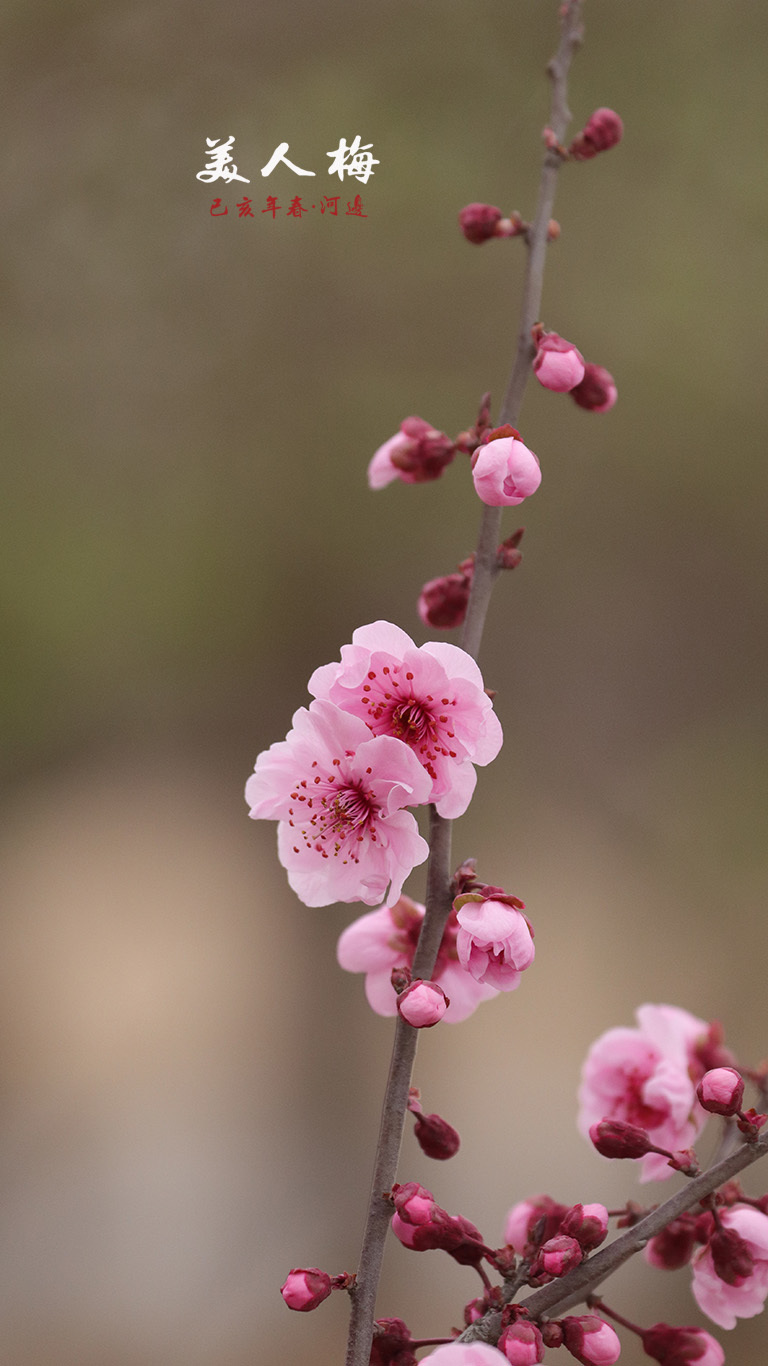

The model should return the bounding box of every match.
[644,1215,697,1270]
[280,1267,332,1312]
[459,202,504,244]
[531,1234,583,1278]
[569,108,624,160]
[560,1203,609,1252]
[697,1067,745,1116]
[589,1119,653,1159]
[570,363,617,413]
[418,566,473,630]
[560,1315,621,1366]
[371,1317,417,1366]
[532,329,586,393]
[709,1225,755,1284]
[412,1109,461,1160]
[498,1320,545,1365]
[397,978,449,1028]
[642,1322,724,1366]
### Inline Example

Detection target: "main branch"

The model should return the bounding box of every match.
[345,5,584,1362]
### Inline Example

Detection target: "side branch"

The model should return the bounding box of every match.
[459,1130,768,1344]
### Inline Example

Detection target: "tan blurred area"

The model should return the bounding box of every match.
[1,1,767,1363]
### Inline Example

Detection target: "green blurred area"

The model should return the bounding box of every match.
[1,2,767,1364]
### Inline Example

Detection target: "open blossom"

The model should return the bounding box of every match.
[454,894,535,990]
[337,895,498,1022]
[471,430,541,507]
[578,1004,709,1181]
[309,620,502,819]
[245,699,430,907]
[691,1205,768,1329]
[368,415,455,488]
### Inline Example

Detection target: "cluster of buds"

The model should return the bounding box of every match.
[531,325,617,412]
[390,1181,491,1268]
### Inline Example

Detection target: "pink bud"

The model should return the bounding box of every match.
[459,202,504,244]
[392,1181,436,1225]
[589,1118,653,1159]
[532,332,586,393]
[532,1234,583,1278]
[413,1109,461,1160]
[418,566,473,630]
[503,1195,570,1253]
[570,364,617,413]
[368,416,455,488]
[642,1322,724,1366]
[455,894,535,990]
[280,1267,332,1312]
[498,1320,545,1365]
[397,978,449,1028]
[560,1203,609,1252]
[471,434,541,508]
[697,1067,745,1116]
[569,108,624,160]
[560,1315,621,1365]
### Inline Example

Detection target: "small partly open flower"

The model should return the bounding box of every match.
[454,893,535,990]
[471,427,541,507]
[368,416,456,488]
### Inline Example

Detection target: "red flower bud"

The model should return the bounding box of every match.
[642,1322,724,1366]
[459,202,504,244]
[412,1109,461,1160]
[589,1119,652,1159]
[570,363,617,413]
[280,1267,332,1312]
[569,108,624,160]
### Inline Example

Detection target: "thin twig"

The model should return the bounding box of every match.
[344,6,584,1361]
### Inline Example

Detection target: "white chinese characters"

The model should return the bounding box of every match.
[196,135,379,184]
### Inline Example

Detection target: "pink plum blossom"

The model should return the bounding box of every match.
[454,895,535,990]
[533,332,586,392]
[245,699,431,907]
[691,1205,768,1329]
[424,1345,508,1366]
[578,1004,709,1181]
[309,620,502,819]
[397,979,449,1028]
[560,1315,621,1365]
[471,433,541,507]
[368,416,455,489]
[280,1267,332,1311]
[337,895,498,1022]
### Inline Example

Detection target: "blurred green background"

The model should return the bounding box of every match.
[1,1,767,1363]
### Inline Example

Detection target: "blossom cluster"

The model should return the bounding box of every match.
[245,620,502,907]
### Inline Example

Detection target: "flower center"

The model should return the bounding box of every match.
[390,699,434,744]
[287,769,379,864]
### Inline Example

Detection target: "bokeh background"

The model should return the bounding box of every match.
[1,1,767,1362]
